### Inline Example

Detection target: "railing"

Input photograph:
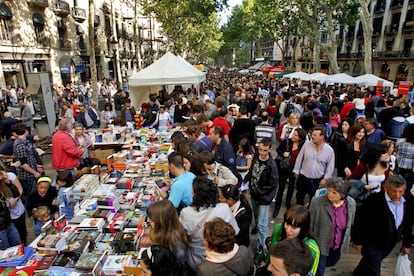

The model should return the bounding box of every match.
[28,0,49,8]
[384,24,399,34]
[72,7,86,22]
[58,39,71,49]
[391,0,404,8]
[54,1,70,16]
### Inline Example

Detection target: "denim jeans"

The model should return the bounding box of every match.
[0,223,21,250]
[251,198,270,250]
[34,220,46,237]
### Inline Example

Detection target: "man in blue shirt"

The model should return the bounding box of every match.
[163,152,195,210]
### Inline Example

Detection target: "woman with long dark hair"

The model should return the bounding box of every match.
[147,200,189,262]
[273,128,307,217]
[343,124,366,177]
[348,143,390,199]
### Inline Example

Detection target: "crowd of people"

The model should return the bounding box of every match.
[0,71,413,275]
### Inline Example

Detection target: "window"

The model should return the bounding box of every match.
[0,3,12,41]
[32,13,45,45]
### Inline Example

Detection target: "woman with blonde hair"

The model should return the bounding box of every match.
[146,200,189,262]
[280,112,301,141]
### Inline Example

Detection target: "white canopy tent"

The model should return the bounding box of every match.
[353,74,394,88]
[284,71,311,80]
[128,52,206,107]
[129,52,205,86]
[309,72,328,81]
[323,73,356,84]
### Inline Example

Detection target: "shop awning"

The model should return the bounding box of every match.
[0,3,12,19]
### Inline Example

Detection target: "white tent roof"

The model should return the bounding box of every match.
[128,52,206,86]
[284,71,311,80]
[309,72,328,81]
[323,73,356,84]
[353,74,394,88]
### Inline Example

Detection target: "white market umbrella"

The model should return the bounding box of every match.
[323,73,356,84]
[354,74,394,88]
[284,71,311,80]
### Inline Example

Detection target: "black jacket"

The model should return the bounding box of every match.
[244,154,278,205]
[351,191,413,248]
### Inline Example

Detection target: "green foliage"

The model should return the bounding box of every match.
[141,0,225,60]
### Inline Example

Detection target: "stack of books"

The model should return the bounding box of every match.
[25,253,58,273]
[36,233,67,251]
[101,255,133,275]
[78,218,106,231]
[72,174,100,200]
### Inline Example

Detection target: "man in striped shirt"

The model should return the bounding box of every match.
[254,111,276,147]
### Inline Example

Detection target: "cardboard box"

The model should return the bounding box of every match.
[92,149,115,165]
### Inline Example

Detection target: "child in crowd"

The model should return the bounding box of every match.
[329,106,341,133]
[235,138,253,179]
[26,177,58,236]
[55,171,75,220]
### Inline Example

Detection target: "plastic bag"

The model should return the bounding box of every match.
[394,254,413,276]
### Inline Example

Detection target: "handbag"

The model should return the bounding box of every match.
[394,254,413,276]
[279,140,291,170]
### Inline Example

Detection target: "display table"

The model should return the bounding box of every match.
[13,128,177,275]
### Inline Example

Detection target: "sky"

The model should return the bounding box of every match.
[219,0,243,26]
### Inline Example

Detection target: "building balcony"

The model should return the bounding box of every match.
[72,7,86,23]
[391,0,404,8]
[28,0,48,9]
[385,24,399,35]
[54,1,70,17]
[374,5,385,13]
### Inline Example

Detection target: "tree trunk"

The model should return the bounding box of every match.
[111,1,122,88]
[314,42,321,72]
[360,0,373,74]
[134,0,142,70]
[88,0,98,104]
[325,11,340,73]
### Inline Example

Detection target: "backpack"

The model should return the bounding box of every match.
[284,101,295,117]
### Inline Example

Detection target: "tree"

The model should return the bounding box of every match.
[359,0,373,74]
[141,0,225,60]
[253,0,306,69]
[88,0,98,104]
[219,0,256,66]
[295,0,359,73]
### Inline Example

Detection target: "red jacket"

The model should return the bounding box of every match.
[340,102,355,119]
[52,130,83,170]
